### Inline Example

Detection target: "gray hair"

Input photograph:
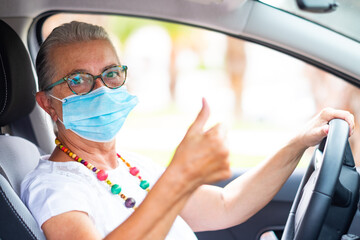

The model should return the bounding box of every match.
[36,21,110,91]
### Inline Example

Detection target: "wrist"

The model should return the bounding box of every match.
[164,163,201,195]
[288,135,308,156]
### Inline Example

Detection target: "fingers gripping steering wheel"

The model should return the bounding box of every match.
[282,119,359,240]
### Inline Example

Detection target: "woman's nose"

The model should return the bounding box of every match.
[93,76,106,89]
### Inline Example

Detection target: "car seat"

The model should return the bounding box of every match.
[0,19,46,240]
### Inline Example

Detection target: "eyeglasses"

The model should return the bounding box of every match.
[43,65,128,95]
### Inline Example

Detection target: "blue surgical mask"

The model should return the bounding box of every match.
[50,86,138,142]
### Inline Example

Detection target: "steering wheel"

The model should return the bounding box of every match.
[281,119,359,240]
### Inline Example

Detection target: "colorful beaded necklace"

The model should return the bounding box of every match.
[55,138,150,210]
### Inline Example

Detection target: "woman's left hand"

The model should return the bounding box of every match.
[296,107,355,149]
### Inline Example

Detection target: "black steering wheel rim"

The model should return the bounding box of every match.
[282,119,350,240]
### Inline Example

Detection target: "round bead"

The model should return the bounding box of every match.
[84,161,88,166]
[92,167,97,172]
[80,160,85,164]
[111,184,122,194]
[140,180,150,190]
[120,194,126,199]
[125,198,136,208]
[97,170,108,181]
[125,162,131,167]
[75,156,79,161]
[72,154,76,159]
[69,152,73,157]
[129,167,139,176]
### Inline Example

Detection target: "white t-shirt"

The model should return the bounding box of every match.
[21,152,197,240]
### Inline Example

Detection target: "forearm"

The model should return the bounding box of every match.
[105,166,195,240]
[182,136,307,232]
[221,108,355,225]
[221,136,307,226]
[146,192,192,240]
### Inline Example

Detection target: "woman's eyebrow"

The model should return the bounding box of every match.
[66,64,119,76]
[66,68,88,75]
[102,64,119,72]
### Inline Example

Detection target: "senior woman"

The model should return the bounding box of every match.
[21,21,355,240]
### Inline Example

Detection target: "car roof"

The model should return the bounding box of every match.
[1,0,360,86]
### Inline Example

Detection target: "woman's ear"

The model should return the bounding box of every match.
[35,91,59,121]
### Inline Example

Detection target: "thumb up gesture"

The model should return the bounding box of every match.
[169,98,231,188]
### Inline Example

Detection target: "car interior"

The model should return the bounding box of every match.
[1,0,360,239]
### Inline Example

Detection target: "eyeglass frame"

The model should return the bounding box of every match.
[43,65,128,95]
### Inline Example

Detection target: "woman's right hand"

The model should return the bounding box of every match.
[169,98,231,189]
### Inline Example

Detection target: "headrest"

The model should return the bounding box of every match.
[0,19,36,126]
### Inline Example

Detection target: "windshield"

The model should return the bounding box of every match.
[259,0,360,42]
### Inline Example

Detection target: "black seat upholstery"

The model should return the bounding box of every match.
[0,19,46,240]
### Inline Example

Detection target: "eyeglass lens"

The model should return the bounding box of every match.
[67,66,126,95]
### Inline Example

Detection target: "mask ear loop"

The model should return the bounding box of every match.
[57,118,65,125]
[49,94,67,103]
[54,114,85,139]
[47,94,66,125]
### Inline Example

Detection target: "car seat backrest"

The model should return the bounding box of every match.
[0,20,36,126]
[0,19,46,240]
[0,135,40,195]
